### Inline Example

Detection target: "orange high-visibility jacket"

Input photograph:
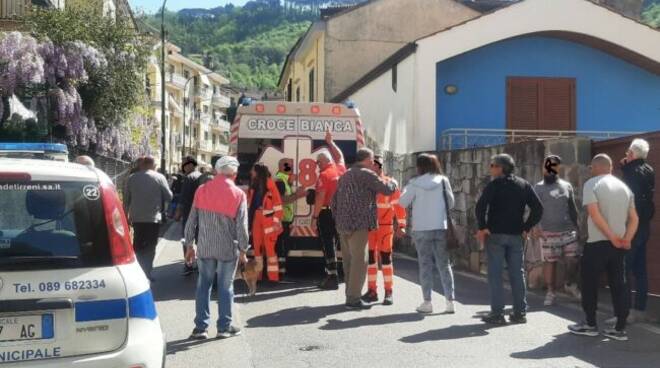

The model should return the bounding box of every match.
[376,176,407,229]
[248,178,284,236]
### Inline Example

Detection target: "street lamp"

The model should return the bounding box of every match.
[182,71,215,162]
[160,0,168,174]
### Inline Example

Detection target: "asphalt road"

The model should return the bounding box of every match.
[152,223,660,368]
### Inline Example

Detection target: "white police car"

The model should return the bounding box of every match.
[0,155,165,366]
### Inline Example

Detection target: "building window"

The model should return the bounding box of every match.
[296,87,301,102]
[287,79,293,102]
[193,127,198,137]
[506,77,576,131]
[184,70,190,79]
[203,106,209,114]
[308,69,315,102]
[201,154,206,162]
[391,63,398,92]
[212,134,217,144]
[204,131,209,140]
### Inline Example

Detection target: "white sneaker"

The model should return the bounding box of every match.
[544,292,556,306]
[564,283,582,300]
[416,301,433,314]
[445,299,455,314]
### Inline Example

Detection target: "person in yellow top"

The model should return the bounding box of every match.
[362,155,406,305]
[274,158,305,278]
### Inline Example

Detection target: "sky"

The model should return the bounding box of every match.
[129,0,250,13]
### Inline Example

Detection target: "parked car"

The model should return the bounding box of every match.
[0,157,165,367]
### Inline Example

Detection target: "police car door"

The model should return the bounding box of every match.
[0,172,130,364]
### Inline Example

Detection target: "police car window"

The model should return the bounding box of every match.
[0,182,111,270]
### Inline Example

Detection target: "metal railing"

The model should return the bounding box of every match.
[211,117,230,131]
[214,143,229,154]
[438,128,644,151]
[1,0,29,19]
[194,87,213,101]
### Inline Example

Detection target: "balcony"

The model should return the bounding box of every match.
[212,93,230,108]
[166,73,187,89]
[198,141,212,152]
[194,87,213,101]
[214,143,229,154]
[211,116,231,132]
[1,0,29,19]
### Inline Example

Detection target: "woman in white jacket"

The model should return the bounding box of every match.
[399,153,456,314]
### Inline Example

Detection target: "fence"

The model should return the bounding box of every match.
[68,149,133,198]
[439,128,643,151]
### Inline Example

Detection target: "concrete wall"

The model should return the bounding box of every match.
[324,0,478,101]
[435,35,660,138]
[390,138,593,284]
[351,54,416,154]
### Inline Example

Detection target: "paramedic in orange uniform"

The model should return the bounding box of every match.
[312,131,346,290]
[362,155,406,305]
[248,163,284,282]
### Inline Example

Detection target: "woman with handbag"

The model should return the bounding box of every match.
[400,153,456,314]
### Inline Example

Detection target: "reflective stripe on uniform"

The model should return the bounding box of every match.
[264,227,275,234]
[273,205,283,211]
[263,209,275,215]
[377,203,391,209]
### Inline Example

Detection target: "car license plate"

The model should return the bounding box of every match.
[0,314,53,342]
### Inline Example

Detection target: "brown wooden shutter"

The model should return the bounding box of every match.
[507,77,576,131]
[507,78,539,130]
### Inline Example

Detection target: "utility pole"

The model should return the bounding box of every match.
[160,0,168,174]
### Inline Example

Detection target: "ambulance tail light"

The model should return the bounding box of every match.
[101,183,135,265]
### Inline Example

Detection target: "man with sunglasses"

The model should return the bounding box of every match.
[476,153,543,325]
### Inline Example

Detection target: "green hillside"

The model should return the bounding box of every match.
[143,3,314,90]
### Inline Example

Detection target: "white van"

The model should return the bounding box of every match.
[229,101,364,258]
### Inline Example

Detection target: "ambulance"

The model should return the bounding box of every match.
[229,100,364,259]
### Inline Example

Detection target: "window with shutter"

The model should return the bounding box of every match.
[507,77,576,131]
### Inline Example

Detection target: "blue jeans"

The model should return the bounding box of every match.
[194,258,238,332]
[486,234,527,315]
[412,230,455,301]
[626,221,650,311]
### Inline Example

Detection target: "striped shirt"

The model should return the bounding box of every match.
[184,175,249,261]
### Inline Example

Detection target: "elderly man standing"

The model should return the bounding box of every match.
[332,148,397,310]
[185,156,249,340]
[618,139,655,323]
[476,154,543,325]
[125,156,173,280]
[569,154,638,341]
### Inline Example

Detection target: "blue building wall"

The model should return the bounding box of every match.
[436,35,660,146]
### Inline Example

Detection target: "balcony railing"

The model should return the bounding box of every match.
[167,73,187,89]
[1,0,29,19]
[199,141,212,152]
[438,128,645,151]
[212,93,230,108]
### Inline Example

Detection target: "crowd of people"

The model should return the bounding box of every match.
[116,134,654,343]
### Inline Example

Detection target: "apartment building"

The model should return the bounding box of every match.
[147,43,232,174]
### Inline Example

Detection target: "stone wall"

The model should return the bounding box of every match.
[387,137,593,286]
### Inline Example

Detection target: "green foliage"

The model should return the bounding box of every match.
[144,3,313,90]
[27,4,153,129]
[642,4,660,27]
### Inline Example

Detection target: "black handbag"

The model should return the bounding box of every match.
[442,180,460,250]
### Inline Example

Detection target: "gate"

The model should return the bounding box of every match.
[592,131,660,295]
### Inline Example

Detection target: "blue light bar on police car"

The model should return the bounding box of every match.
[0,143,68,153]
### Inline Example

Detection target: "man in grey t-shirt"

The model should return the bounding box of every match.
[533,155,579,307]
[569,154,638,341]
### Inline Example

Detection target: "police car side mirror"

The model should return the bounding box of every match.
[306,189,316,205]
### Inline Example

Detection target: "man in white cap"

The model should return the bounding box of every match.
[184,156,249,340]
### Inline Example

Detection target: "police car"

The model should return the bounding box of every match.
[0,149,165,366]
